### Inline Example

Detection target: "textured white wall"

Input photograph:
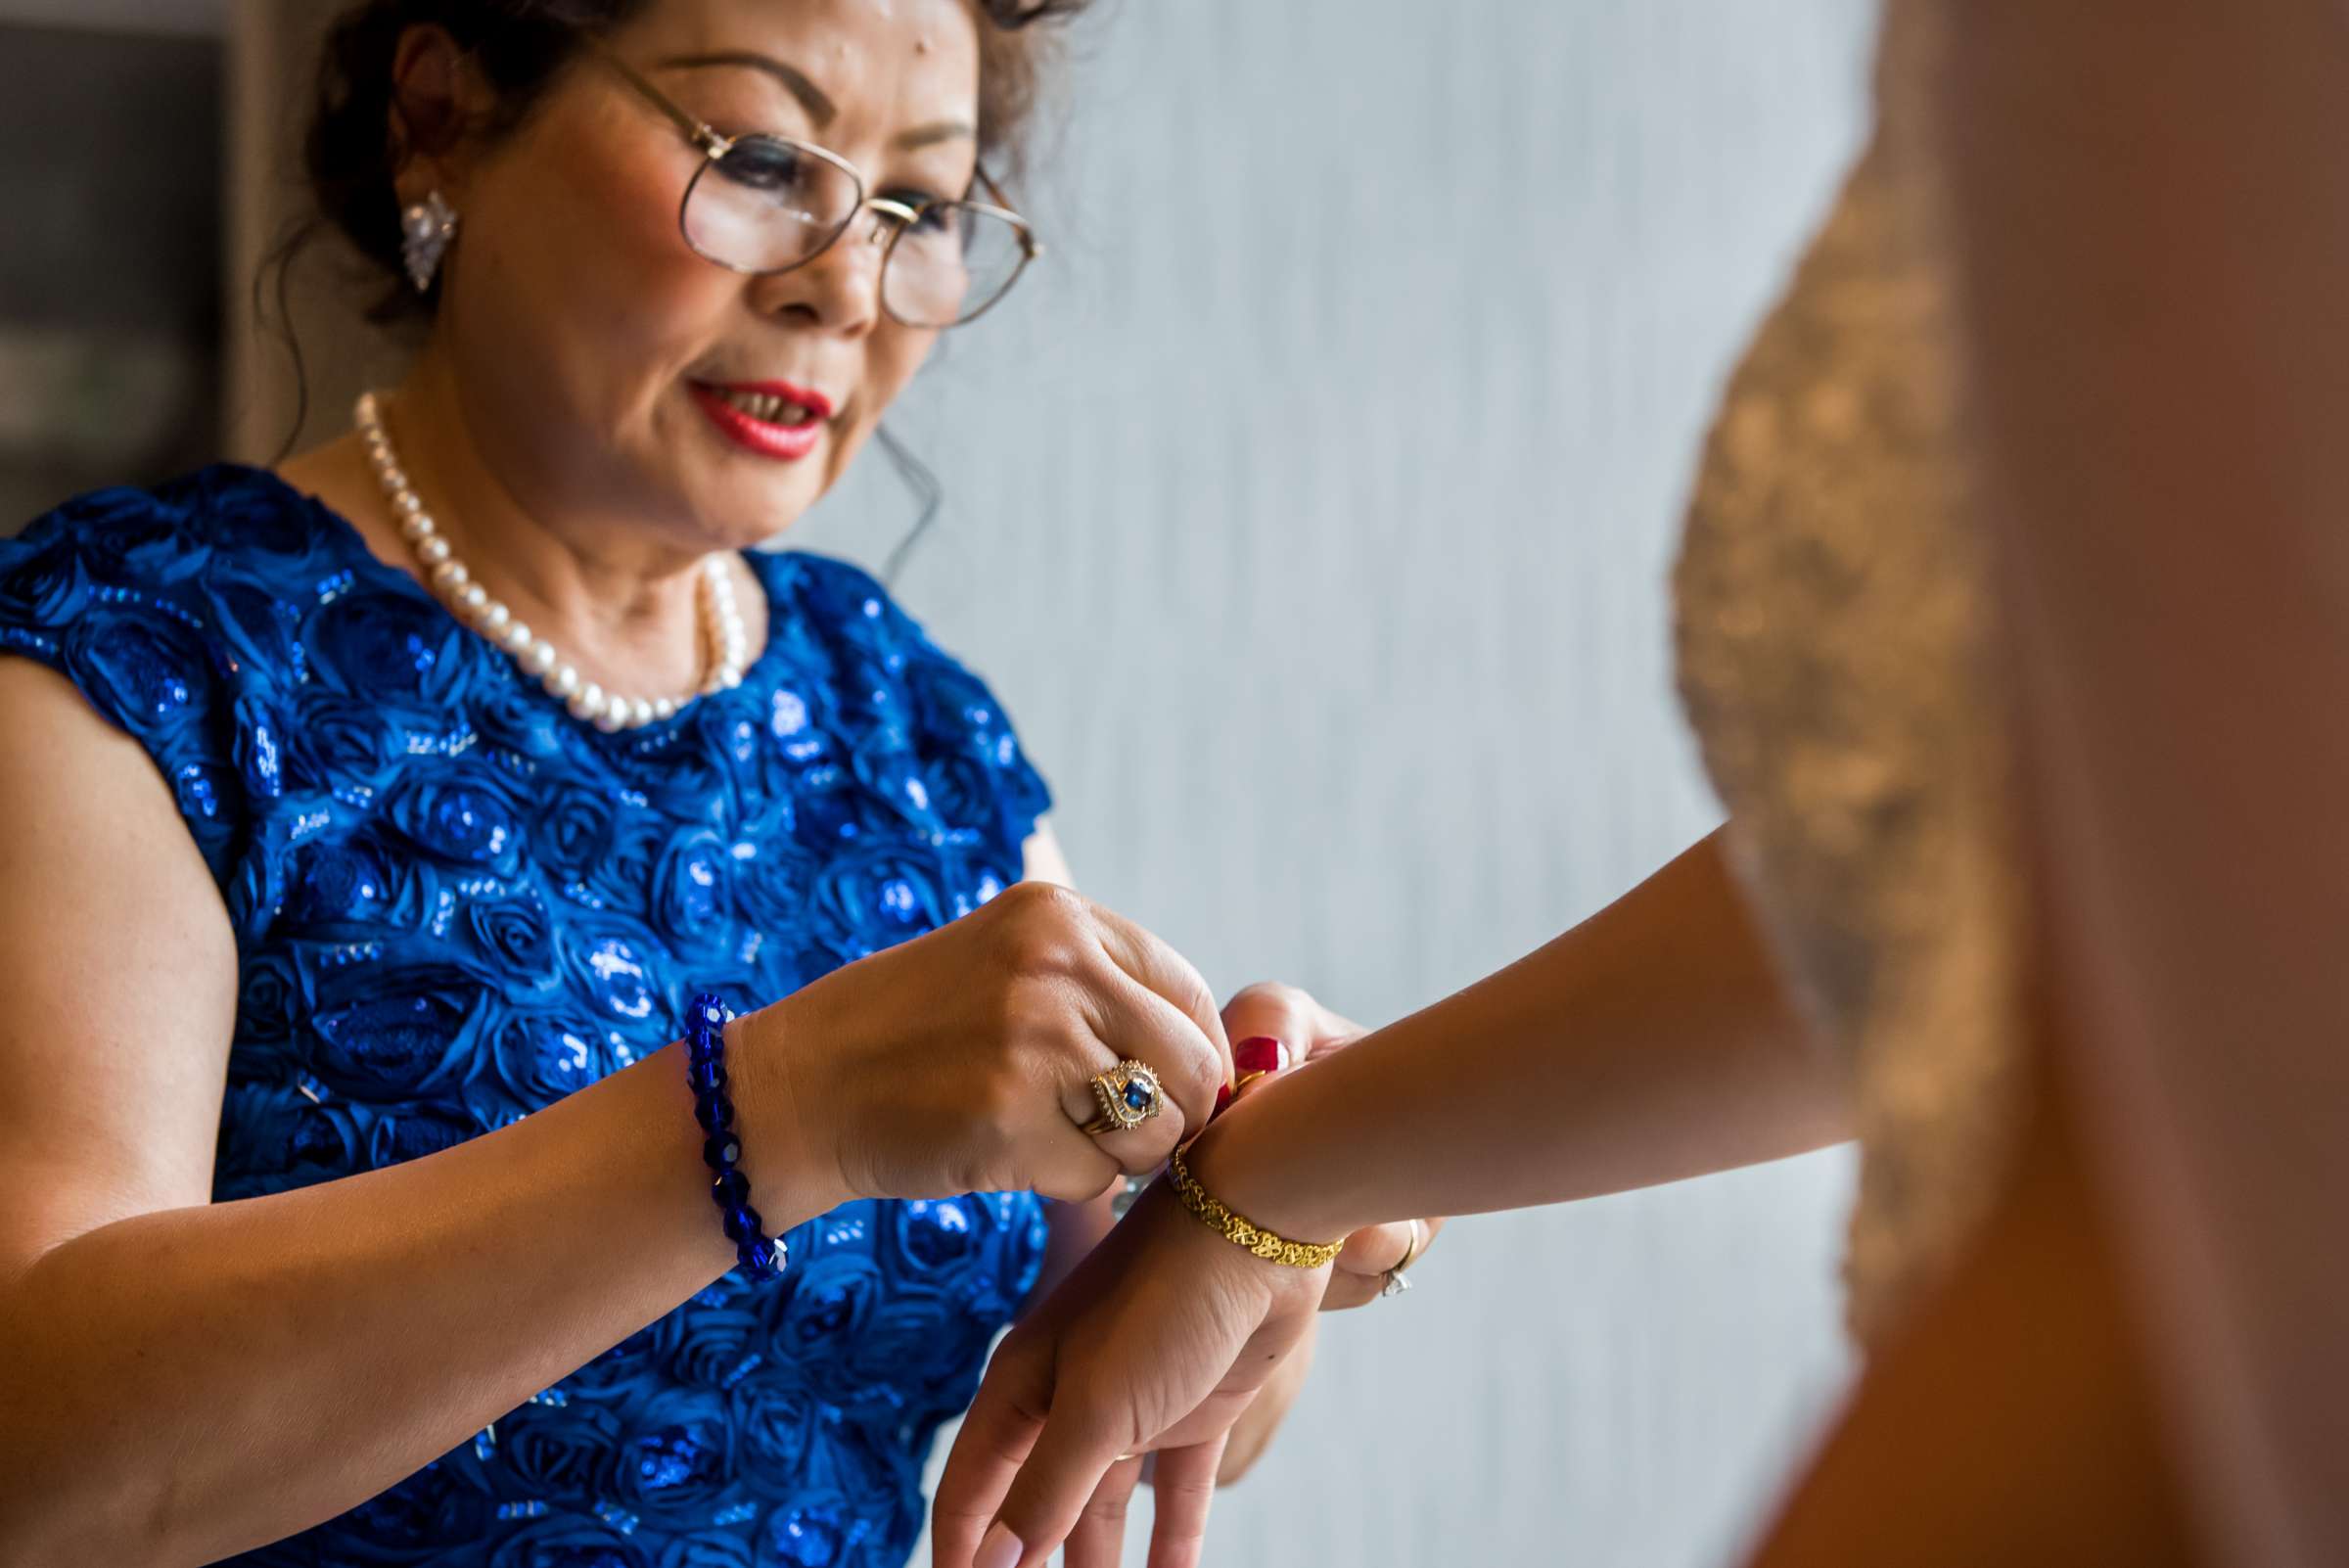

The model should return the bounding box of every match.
[790,4,1882,1565]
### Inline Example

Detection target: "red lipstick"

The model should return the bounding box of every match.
[690,379,835,463]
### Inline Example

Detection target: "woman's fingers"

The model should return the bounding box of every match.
[1053,984,1215,1178]
[1322,1217,1447,1312]
[1060,1454,1147,1568]
[930,1332,1047,1568]
[1026,1100,1128,1205]
[1085,903,1234,1102]
[1082,975,1225,1159]
[1075,1094,1188,1178]
[980,1387,1135,1568]
[1338,1219,1421,1276]
[1217,983,1320,1064]
[1035,910,1234,1192]
[1144,1437,1230,1568]
[1318,1270,1389,1312]
[1221,981,1362,1065]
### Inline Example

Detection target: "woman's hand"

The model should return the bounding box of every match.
[739,881,1234,1209]
[932,982,1449,1568]
[929,1170,1327,1568]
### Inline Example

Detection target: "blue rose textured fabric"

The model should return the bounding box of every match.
[0,466,1055,1568]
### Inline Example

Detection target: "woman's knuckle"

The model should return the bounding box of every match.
[997,895,1087,978]
[1184,975,1220,1032]
[1178,1047,1223,1105]
[1005,877,1085,929]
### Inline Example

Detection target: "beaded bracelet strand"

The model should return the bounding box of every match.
[682,993,786,1281]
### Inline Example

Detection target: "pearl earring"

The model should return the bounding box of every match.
[400,191,460,294]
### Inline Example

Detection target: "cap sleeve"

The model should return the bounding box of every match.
[0,479,287,891]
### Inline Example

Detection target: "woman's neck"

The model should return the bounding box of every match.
[278,354,766,704]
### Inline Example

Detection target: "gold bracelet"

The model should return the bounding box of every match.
[1165,1142,1345,1269]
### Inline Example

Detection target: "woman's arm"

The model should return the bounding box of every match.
[1192,828,1844,1242]
[0,662,828,1566]
[0,668,1228,1568]
[1938,4,2349,1562]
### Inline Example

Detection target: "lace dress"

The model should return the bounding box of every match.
[1672,1,2028,1343]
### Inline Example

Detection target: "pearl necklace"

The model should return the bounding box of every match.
[355,392,747,732]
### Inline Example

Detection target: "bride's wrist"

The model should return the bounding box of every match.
[1183,1088,1364,1246]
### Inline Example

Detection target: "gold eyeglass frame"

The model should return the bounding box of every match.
[585,39,1042,328]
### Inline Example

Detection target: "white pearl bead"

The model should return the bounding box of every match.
[356,392,736,729]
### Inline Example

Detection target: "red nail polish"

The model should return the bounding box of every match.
[1234,1037,1283,1078]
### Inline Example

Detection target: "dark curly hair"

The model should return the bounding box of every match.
[304,0,1089,326]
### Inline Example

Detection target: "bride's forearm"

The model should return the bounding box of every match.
[1191,830,1846,1241]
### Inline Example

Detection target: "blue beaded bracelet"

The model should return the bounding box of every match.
[682,993,786,1280]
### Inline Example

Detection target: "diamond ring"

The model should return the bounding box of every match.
[1078,1060,1167,1136]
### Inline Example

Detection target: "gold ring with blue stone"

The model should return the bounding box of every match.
[1079,1059,1167,1136]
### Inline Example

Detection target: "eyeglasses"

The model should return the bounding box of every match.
[588,42,1041,330]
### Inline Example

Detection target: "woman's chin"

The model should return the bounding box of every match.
[672,469,823,549]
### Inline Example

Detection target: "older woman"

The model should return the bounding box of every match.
[0,3,1405,1564]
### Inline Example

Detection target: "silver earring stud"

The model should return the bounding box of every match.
[400,191,460,295]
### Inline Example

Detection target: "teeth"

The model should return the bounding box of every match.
[717,388,813,426]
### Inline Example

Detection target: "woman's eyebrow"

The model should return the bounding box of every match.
[657,51,838,127]
[657,53,976,154]
[898,121,977,152]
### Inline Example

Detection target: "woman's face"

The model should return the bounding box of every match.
[423,0,984,549]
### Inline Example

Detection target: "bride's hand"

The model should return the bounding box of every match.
[928,1163,1326,1568]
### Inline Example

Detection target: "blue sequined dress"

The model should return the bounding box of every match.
[0,466,1055,1568]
